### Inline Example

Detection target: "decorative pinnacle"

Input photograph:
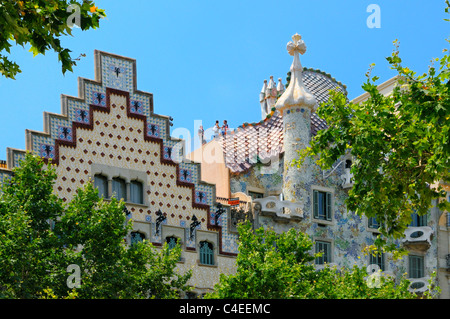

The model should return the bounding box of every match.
[275,33,316,113]
[287,33,307,56]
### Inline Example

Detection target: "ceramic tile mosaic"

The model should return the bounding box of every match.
[101,55,134,92]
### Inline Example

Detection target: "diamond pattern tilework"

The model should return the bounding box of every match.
[7,51,237,262]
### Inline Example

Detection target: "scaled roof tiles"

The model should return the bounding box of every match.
[217,68,347,174]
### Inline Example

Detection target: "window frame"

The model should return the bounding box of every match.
[130,180,144,204]
[112,177,127,201]
[408,255,425,279]
[94,174,108,198]
[130,231,146,246]
[315,240,332,265]
[311,186,334,224]
[409,212,428,227]
[199,241,215,266]
[248,190,264,200]
[369,252,385,272]
[90,163,150,207]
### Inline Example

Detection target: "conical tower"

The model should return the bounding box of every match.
[275,33,317,205]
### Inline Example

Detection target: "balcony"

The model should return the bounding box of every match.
[253,196,303,223]
[402,226,433,251]
[407,277,430,294]
[340,167,354,189]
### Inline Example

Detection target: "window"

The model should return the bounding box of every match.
[409,255,424,278]
[410,212,427,227]
[345,159,352,169]
[130,180,143,204]
[112,177,126,201]
[248,191,264,200]
[166,236,178,250]
[94,174,108,198]
[368,217,380,229]
[130,231,145,245]
[370,252,385,271]
[199,241,214,266]
[166,236,182,260]
[313,190,332,221]
[315,241,331,265]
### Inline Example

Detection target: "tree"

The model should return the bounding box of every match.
[0,0,106,79]
[0,153,191,298]
[294,3,450,250]
[205,222,437,299]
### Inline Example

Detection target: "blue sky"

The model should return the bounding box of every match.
[0,0,449,159]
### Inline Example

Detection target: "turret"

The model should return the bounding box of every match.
[260,80,268,119]
[275,33,317,205]
[259,76,286,120]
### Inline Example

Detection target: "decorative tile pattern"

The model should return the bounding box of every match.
[91,91,106,106]
[195,191,207,205]
[130,100,143,114]
[40,144,55,159]
[101,55,134,91]
[57,126,73,142]
[74,108,90,124]
[179,169,192,183]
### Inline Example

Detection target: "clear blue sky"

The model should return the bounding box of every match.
[0,0,448,159]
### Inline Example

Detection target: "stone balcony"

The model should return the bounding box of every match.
[340,168,354,189]
[402,226,434,251]
[408,277,431,294]
[253,196,304,223]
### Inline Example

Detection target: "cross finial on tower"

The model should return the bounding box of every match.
[275,33,316,114]
[287,33,307,56]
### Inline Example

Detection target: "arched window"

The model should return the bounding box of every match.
[345,159,352,169]
[94,174,108,198]
[130,180,143,204]
[199,241,214,266]
[130,231,145,245]
[166,236,179,250]
[112,177,126,201]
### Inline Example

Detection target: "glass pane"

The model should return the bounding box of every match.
[326,193,332,220]
[200,241,214,265]
[131,232,145,245]
[130,181,143,204]
[167,237,177,250]
[315,241,330,264]
[313,190,319,218]
[112,178,126,201]
[318,192,325,219]
[94,175,108,198]
[409,256,424,278]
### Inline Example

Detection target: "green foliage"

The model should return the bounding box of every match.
[0,0,106,79]
[0,153,67,298]
[0,153,191,299]
[295,6,450,250]
[206,222,427,299]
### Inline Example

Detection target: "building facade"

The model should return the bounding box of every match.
[0,35,449,298]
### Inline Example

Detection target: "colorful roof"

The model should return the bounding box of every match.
[217,68,347,174]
